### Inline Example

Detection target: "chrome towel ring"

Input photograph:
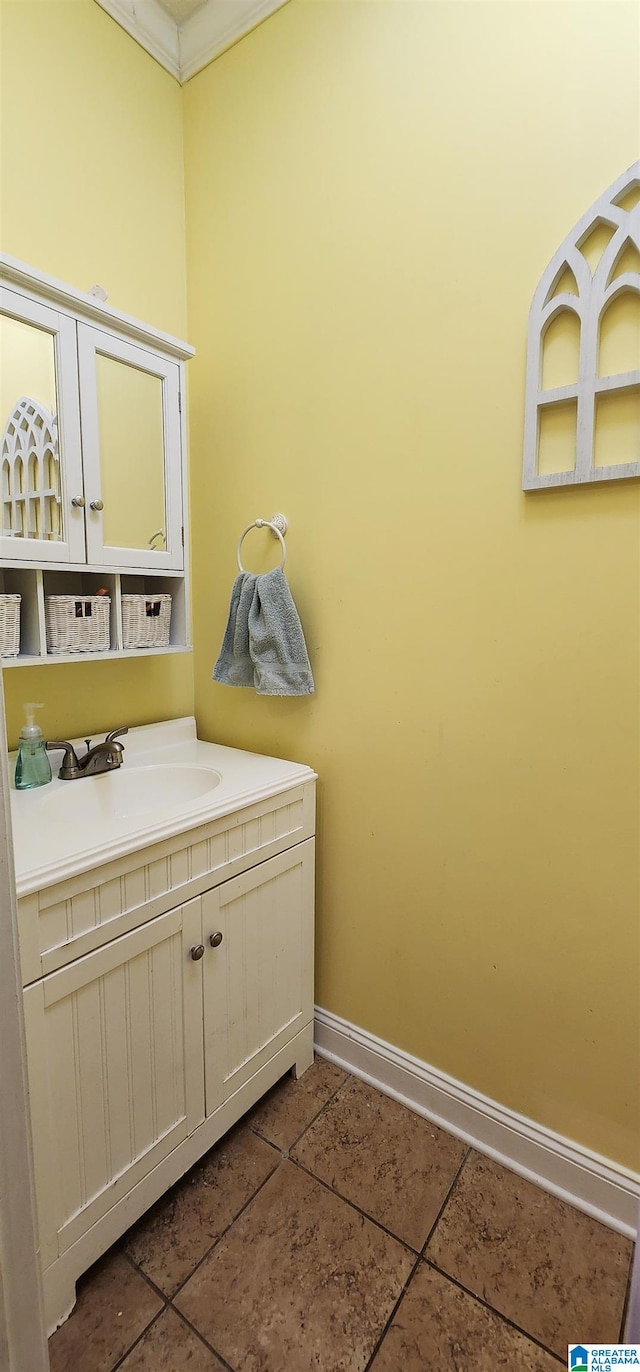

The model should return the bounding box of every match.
[237,514,288,572]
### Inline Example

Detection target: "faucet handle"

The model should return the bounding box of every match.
[45,740,81,780]
[46,739,77,757]
[105,726,128,747]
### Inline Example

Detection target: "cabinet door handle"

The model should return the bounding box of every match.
[89,499,104,512]
[209,932,223,948]
[71,495,85,508]
[190,944,205,961]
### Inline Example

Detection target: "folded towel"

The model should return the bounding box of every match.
[212,572,256,688]
[213,567,314,696]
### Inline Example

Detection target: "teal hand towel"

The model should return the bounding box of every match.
[213,568,314,696]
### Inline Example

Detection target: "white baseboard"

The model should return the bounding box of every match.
[314,1007,639,1240]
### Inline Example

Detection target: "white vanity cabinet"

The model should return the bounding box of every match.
[17,779,315,1333]
[0,254,192,662]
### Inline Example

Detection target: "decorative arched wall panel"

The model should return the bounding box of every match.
[523,162,640,490]
[0,396,60,539]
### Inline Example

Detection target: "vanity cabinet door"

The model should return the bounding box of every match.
[23,899,205,1267]
[0,289,85,563]
[202,840,315,1117]
[77,324,184,570]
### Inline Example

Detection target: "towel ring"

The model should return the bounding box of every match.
[237,516,288,572]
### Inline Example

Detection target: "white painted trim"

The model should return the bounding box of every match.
[95,0,180,79]
[179,0,290,81]
[314,1006,640,1240]
[94,0,290,83]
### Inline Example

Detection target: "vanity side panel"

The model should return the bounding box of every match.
[18,783,315,982]
[16,892,42,986]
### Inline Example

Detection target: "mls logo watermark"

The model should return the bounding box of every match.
[569,1347,640,1370]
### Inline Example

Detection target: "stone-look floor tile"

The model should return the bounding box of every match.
[369,1262,561,1371]
[123,1124,279,1296]
[427,1151,633,1357]
[291,1075,467,1250]
[118,1308,227,1370]
[48,1250,163,1372]
[247,1054,348,1151]
[176,1159,414,1372]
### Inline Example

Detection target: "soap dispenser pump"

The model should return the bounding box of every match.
[14,702,52,790]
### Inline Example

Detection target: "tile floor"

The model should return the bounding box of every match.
[48,1057,635,1372]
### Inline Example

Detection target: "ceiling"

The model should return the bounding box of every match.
[95,0,289,83]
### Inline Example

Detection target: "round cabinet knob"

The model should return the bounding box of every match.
[190,944,205,961]
[71,495,85,508]
[89,499,104,511]
[209,932,223,948]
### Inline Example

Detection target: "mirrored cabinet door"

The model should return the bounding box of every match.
[0,290,85,563]
[77,326,183,570]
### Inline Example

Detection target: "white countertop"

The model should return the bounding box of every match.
[11,717,316,896]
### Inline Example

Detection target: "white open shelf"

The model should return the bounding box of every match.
[0,566,190,666]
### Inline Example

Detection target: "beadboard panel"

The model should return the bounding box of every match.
[18,783,314,984]
[23,901,205,1269]
[204,842,315,1113]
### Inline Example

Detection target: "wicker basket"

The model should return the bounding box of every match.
[45,595,111,654]
[122,593,171,649]
[0,594,21,657]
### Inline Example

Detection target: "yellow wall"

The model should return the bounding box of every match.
[0,0,193,745]
[1,0,638,1173]
[184,0,640,1169]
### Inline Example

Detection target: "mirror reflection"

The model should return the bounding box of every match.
[0,314,62,540]
[95,353,166,551]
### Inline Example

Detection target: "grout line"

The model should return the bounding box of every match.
[292,1137,567,1370]
[109,1304,168,1372]
[288,1154,432,1257]
[247,1062,351,1155]
[420,1147,471,1256]
[618,1242,636,1341]
[421,1259,566,1364]
[362,1256,423,1372]
[120,1246,174,1305]
[361,1149,473,1372]
[169,1306,237,1372]
[166,1156,287,1302]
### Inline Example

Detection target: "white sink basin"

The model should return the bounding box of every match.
[11,717,317,894]
[39,763,221,823]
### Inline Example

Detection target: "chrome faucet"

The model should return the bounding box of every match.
[46,727,128,780]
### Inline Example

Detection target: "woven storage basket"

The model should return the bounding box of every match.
[45,595,110,654]
[122,593,171,649]
[0,594,21,657]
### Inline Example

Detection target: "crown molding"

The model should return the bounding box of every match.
[96,0,180,79]
[95,0,290,83]
[178,0,289,81]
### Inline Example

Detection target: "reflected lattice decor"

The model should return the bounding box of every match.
[523,162,640,490]
[1,395,61,538]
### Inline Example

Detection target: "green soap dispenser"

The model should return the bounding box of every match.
[15,702,52,790]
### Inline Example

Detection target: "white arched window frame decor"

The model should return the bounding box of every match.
[1,395,61,539]
[523,162,640,491]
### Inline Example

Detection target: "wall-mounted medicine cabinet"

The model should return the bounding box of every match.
[0,255,194,665]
